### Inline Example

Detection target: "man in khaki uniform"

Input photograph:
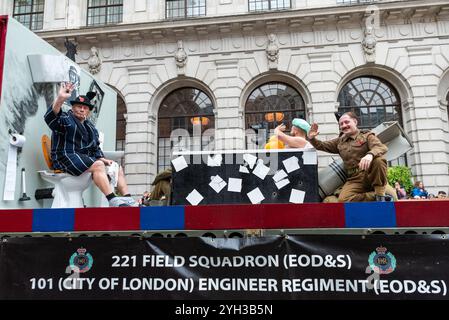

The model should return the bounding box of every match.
[308,112,388,202]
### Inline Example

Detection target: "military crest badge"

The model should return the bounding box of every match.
[368,246,396,274]
[69,247,93,273]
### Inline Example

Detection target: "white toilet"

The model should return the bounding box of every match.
[38,170,92,208]
[38,134,93,208]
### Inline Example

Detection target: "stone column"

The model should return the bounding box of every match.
[213,59,245,150]
[306,52,340,169]
[405,46,449,191]
[122,65,154,196]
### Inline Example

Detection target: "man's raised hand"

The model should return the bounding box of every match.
[58,82,74,100]
[274,123,286,133]
[308,123,319,139]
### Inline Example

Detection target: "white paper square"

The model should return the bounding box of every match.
[210,181,226,194]
[228,178,242,193]
[207,154,222,167]
[275,178,290,190]
[171,156,188,172]
[209,175,227,193]
[239,166,250,173]
[210,175,223,184]
[186,189,204,206]
[272,169,288,183]
[303,151,317,165]
[252,161,270,180]
[247,188,265,204]
[283,156,300,173]
[289,189,305,204]
[243,154,257,169]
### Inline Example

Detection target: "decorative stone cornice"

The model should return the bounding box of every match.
[36,1,449,44]
[40,1,449,67]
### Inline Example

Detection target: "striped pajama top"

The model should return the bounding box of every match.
[44,106,104,176]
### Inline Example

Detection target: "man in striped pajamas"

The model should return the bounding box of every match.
[44,82,137,207]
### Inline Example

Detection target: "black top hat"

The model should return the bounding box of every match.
[70,91,96,110]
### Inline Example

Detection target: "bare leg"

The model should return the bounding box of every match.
[116,166,129,196]
[88,160,113,195]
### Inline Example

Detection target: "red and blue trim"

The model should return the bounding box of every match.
[0,201,448,233]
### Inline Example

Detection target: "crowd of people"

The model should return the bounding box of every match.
[395,180,447,200]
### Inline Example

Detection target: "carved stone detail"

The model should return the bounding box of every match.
[174,40,187,75]
[87,46,102,74]
[362,25,377,64]
[266,33,279,69]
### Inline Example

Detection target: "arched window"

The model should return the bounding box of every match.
[158,87,215,172]
[338,76,402,129]
[245,82,305,148]
[338,76,405,165]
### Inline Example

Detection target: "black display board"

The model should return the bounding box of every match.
[171,149,319,205]
[1,235,448,300]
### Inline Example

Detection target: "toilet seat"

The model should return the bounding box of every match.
[38,135,92,208]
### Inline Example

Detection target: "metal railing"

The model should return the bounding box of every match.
[1,228,448,239]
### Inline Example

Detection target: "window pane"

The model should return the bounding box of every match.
[33,0,45,12]
[158,88,215,170]
[92,0,106,6]
[31,13,43,30]
[249,0,269,12]
[167,0,205,18]
[270,0,290,10]
[167,0,185,18]
[187,0,205,16]
[14,0,44,30]
[337,76,402,130]
[14,0,32,14]
[87,0,122,26]
[245,82,305,149]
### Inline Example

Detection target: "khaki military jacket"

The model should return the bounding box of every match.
[310,130,388,173]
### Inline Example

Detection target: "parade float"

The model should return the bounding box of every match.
[0,16,448,300]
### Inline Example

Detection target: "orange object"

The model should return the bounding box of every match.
[190,117,210,126]
[42,134,53,170]
[41,135,64,173]
[264,136,285,149]
[264,112,284,123]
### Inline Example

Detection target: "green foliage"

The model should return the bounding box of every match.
[387,166,413,193]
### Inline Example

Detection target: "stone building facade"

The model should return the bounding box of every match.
[1,0,449,195]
